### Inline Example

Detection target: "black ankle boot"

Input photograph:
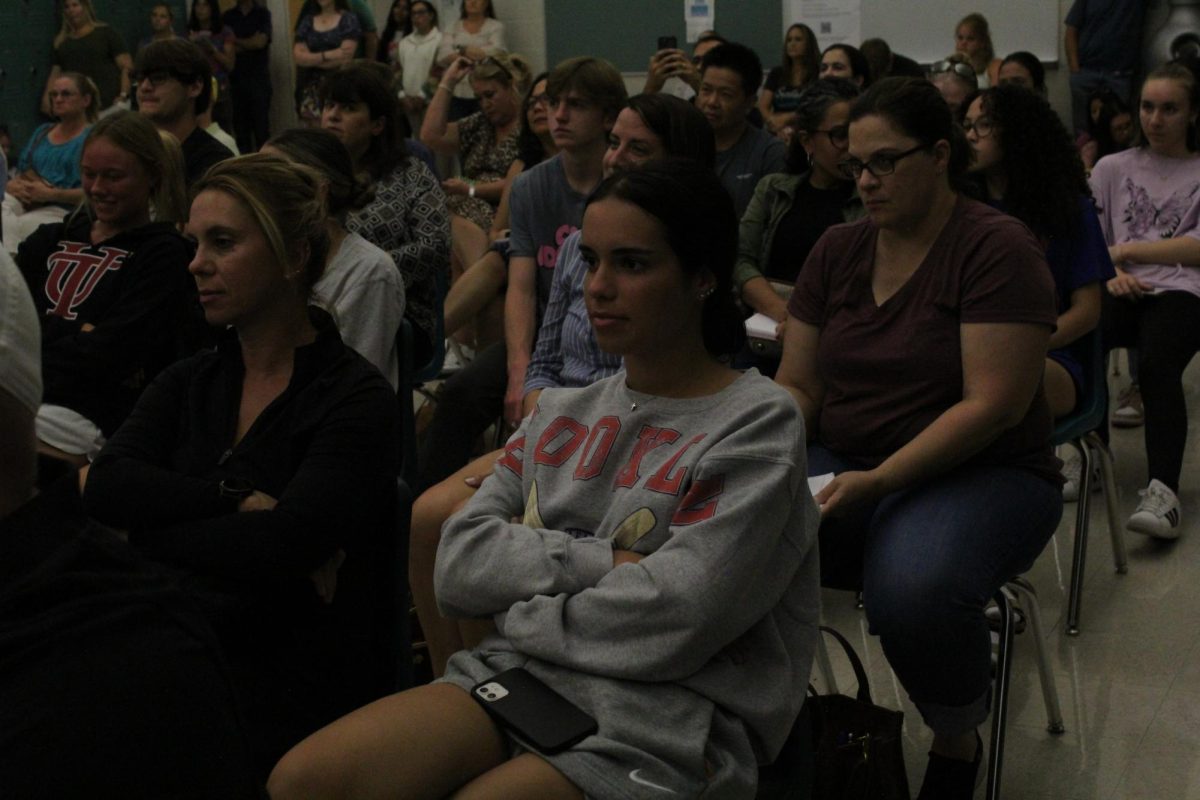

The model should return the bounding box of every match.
[916,731,983,800]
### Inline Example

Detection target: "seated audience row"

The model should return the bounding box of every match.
[6,13,1200,797]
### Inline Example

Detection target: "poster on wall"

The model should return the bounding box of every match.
[783,0,861,46]
[686,0,715,43]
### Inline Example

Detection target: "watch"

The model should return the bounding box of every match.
[218,477,254,499]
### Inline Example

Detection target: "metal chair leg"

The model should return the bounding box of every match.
[1086,432,1127,575]
[1008,578,1065,734]
[1066,439,1092,635]
[988,579,1067,800]
[986,587,1016,800]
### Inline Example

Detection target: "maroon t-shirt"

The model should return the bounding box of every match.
[788,196,1062,484]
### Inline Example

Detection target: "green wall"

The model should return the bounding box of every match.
[546,1,783,74]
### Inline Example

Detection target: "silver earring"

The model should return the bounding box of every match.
[699,287,715,300]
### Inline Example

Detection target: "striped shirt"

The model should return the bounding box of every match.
[524,229,622,394]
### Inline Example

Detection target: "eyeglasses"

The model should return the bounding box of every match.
[529,93,550,107]
[132,70,182,87]
[961,116,994,138]
[929,60,976,82]
[49,89,79,98]
[813,125,849,148]
[839,143,930,180]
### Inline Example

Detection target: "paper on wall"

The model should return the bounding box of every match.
[686,0,715,43]
[783,0,861,46]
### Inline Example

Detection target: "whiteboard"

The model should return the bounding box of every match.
[785,0,1060,65]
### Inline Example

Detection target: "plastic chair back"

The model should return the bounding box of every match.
[1053,328,1105,445]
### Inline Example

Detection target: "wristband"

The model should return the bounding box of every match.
[218,477,254,499]
[468,184,476,198]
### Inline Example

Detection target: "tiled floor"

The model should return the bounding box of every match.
[816,359,1200,799]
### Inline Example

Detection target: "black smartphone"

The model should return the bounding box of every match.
[657,35,678,52]
[471,668,598,754]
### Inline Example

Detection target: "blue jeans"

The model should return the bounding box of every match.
[809,445,1063,737]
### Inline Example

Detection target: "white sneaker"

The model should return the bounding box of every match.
[1061,451,1100,502]
[1127,479,1182,539]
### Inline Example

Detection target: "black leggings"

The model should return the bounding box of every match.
[1103,290,1200,492]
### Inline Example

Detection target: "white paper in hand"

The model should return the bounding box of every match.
[745,312,778,341]
[807,473,834,498]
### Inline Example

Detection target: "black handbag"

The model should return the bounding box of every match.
[809,626,910,800]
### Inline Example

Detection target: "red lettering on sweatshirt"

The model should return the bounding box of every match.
[613,426,680,489]
[44,243,128,320]
[573,416,620,480]
[646,434,706,495]
[497,435,526,477]
[671,475,725,525]
[533,416,588,467]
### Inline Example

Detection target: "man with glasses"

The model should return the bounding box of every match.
[699,42,787,217]
[134,39,233,187]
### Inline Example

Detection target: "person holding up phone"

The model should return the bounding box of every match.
[269,159,820,799]
[643,31,726,99]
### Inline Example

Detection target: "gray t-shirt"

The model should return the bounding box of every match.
[313,232,405,389]
[715,125,787,218]
[508,154,589,320]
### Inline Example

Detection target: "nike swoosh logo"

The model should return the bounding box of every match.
[628,769,678,794]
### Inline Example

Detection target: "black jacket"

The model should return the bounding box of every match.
[16,212,199,435]
[85,309,402,772]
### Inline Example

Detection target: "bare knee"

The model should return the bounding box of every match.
[1044,359,1077,418]
[267,739,344,800]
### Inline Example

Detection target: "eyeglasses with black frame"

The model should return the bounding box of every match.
[811,125,849,148]
[838,143,930,180]
[961,115,994,139]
